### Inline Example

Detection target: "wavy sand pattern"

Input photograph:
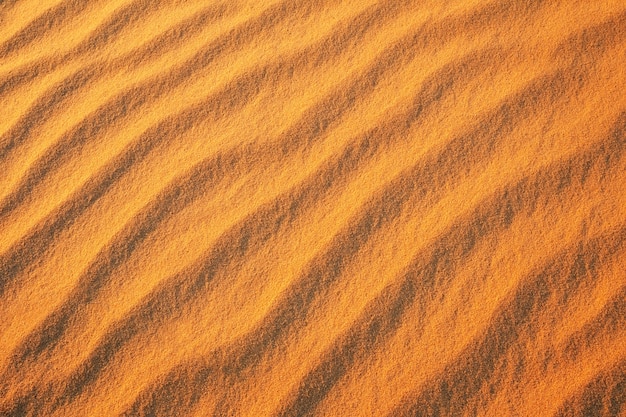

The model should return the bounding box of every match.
[1,0,625,416]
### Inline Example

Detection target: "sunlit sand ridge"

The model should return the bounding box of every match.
[0,0,625,415]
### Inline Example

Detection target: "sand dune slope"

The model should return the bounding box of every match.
[1,0,626,416]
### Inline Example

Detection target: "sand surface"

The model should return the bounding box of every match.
[1,1,625,416]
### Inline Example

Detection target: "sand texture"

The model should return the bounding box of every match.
[1,0,626,416]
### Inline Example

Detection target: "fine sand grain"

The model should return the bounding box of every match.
[1,0,625,416]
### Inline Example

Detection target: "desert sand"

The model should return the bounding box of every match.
[0,0,625,416]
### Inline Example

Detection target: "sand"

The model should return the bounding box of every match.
[0,0,625,416]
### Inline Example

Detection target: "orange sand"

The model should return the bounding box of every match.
[0,0,625,416]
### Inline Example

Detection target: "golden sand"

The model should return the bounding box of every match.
[0,0,625,415]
